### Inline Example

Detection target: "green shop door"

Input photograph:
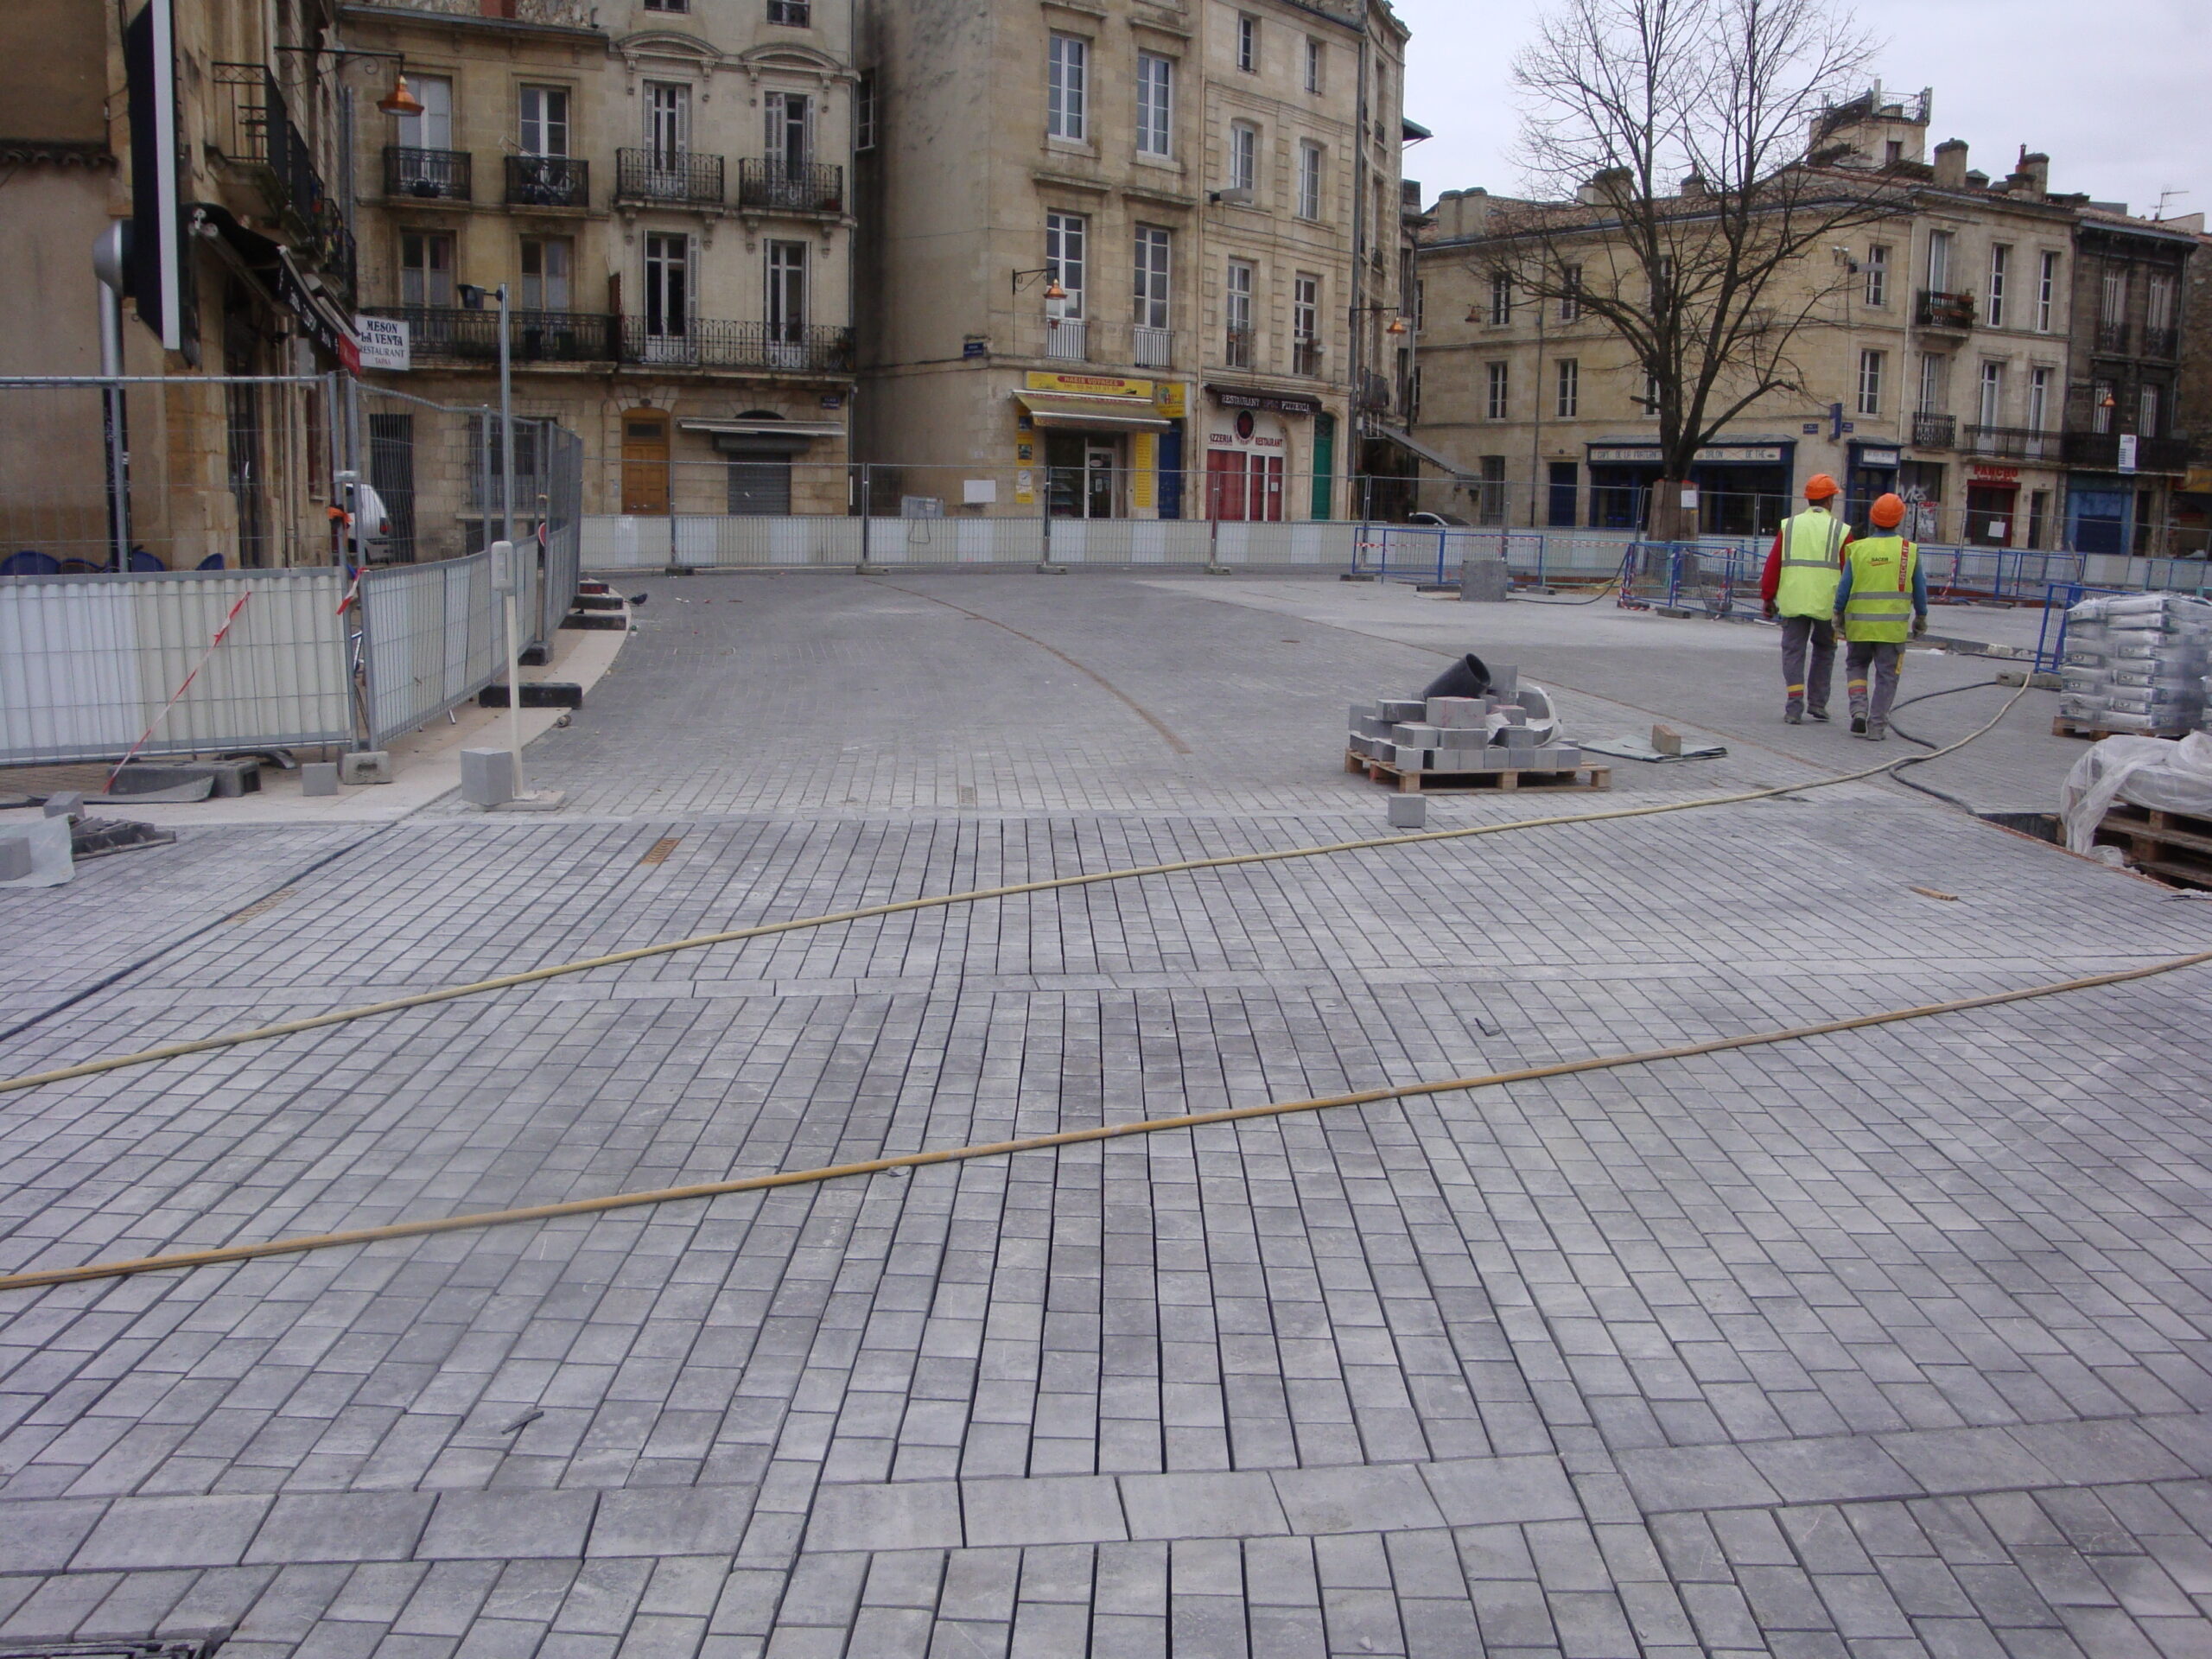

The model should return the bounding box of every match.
[1311,413,1336,520]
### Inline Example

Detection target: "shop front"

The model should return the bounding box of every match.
[1010,372,1185,518]
[1205,385,1322,521]
[1964,464,2020,548]
[1846,442,1900,533]
[1586,439,1795,534]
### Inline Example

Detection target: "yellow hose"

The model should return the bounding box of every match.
[0,690,2031,1101]
[4,938,2202,1293]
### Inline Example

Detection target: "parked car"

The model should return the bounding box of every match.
[1407,511,1470,527]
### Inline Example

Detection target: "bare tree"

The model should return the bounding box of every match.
[1484,0,1895,537]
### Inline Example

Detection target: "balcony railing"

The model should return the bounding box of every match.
[368,0,596,22]
[2096,321,2131,354]
[616,149,724,207]
[1916,289,1975,331]
[364,306,619,365]
[1910,412,1956,448]
[505,154,588,208]
[736,159,845,215]
[618,318,855,374]
[384,145,471,201]
[212,63,353,299]
[1355,371,1393,412]
[1224,325,1255,370]
[1044,318,1088,362]
[1963,425,2057,461]
[2143,326,2179,360]
[1292,340,1322,378]
[2062,430,2195,474]
[1132,326,1173,370]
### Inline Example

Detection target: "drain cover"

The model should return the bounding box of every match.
[0,1642,220,1658]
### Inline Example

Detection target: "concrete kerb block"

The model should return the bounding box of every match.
[0,836,29,881]
[1459,556,1511,602]
[43,791,84,819]
[1388,796,1428,829]
[300,763,340,798]
[340,751,393,785]
[460,749,515,808]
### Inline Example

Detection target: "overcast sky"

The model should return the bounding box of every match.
[1395,0,2212,225]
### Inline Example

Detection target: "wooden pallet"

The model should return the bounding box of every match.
[2053,716,2194,741]
[1345,748,1612,795]
[2094,803,2212,892]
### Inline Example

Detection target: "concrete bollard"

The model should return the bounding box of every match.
[1458,556,1511,602]
[460,748,514,807]
[301,762,340,797]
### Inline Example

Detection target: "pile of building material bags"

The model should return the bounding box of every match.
[2059,593,2212,736]
[2059,728,2212,855]
[1349,663,1582,774]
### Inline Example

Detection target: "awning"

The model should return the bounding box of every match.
[190,204,359,372]
[1013,390,1170,431]
[677,419,845,439]
[1365,423,1471,480]
[1402,118,1433,143]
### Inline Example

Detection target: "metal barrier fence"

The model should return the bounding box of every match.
[0,566,352,765]
[583,514,1369,570]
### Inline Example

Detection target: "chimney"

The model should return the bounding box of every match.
[2007,149,2050,200]
[1680,172,1707,199]
[1932,139,1968,189]
[1578,166,1634,207]
[1430,188,1492,241]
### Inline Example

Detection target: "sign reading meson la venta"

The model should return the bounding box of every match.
[356,315,410,372]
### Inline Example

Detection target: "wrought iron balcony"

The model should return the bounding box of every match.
[363,306,618,364]
[1916,289,1975,331]
[736,159,844,215]
[1292,340,1322,378]
[211,62,353,299]
[2095,320,2131,354]
[1963,425,2057,461]
[368,0,596,22]
[505,154,588,209]
[615,149,724,207]
[1910,412,1955,448]
[619,318,855,374]
[384,145,471,201]
[1044,318,1088,362]
[2143,326,2179,360]
[1355,370,1393,412]
[2061,430,2195,474]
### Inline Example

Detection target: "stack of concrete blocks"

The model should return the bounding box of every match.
[2060,594,2212,735]
[1348,667,1582,775]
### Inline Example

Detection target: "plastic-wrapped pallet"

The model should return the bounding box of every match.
[2061,593,2212,734]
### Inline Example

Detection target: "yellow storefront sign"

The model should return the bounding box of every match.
[1132,432,1158,512]
[1025,370,1155,400]
[1154,382,1188,420]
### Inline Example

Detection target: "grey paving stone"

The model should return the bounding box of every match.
[1421,1455,1583,1526]
[804,1483,963,1554]
[73,1494,275,1570]
[0,1498,108,1574]
[419,1492,598,1561]
[1119,1471,1289,1541]
[1744,1436,1923,1505]
[588,1489,753,1557]
[1614,1446,1783,1515]
[1271,1464,1446,1536]
[961,1476,1126,1548]
[246,1492,437,1564]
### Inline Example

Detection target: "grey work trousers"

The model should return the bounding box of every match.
[1778,615,1836,714]
[1847,641,1905,727]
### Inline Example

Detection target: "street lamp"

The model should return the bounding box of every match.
[1012,268,1069,302]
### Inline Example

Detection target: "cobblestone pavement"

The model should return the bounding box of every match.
[1,573,2209,1657]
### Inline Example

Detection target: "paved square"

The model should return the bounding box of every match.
[2,572,2207,1656]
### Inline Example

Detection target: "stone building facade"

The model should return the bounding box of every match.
[851,0,1414,521]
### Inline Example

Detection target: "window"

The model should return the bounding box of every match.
[1305,39,1324,94]
[1865,244,1889,307]
[645,0,686,10]
[2140,383,2162,435]
[765,91,811,168]
[395,73,452,152]
[1485,360,1509,420]
[2027,365,2052,431]
[1858,348,1884,416]
[643,232,690,340]
[855,74,876,152]
[1885,138,1903,167]
[1046,212,1087,316]
[1986,245,2010,328]
[2093,378,2114,434]
[2147,272,2176,333]
[1225,259,1255,366]
[645,82,690,165]
[766,240,807,340]
[1917,353,1948,414]
[1134,226,1172,327]
[518,85,569,156]
[2037,251,2060,332]
[1229,123,1257,194]
[2101,263,2127,326]
[1293,272,1319,374]
[1555,358,1579,418]
[1559,266,1581,322]
[1487,270,1510,326]
[1297,142,1323,220]
[1977,361,2004,428]
[1136,54,1173,157]
[519,236,571,310]
[399,230,454,306]
[767,0,810,22]
[1925,228,1952,291]
[1236,14,1258,73]
[1047,35,1089,141]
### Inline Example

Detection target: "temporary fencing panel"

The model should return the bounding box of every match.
[358,550,503,749]
[0,567,351,765]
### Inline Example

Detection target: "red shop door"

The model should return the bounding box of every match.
[1208,452,1249,521]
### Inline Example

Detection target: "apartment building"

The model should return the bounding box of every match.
[342,0,859,535]
[853,0,1414,520]
[1412,92,2087,550]
[0,0,357,567]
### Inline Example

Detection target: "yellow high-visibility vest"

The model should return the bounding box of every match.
[1842,536,1917,642]
[1774,510,1847,618]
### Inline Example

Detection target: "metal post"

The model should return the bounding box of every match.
[1039,464,1053,570]
[92,226,131,570]
[499,283,515,550]
[859,462,873,571]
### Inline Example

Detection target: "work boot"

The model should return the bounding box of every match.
[1784,700,1804,725]
[1808,708,1830,722]
[1867,721,1887,741]
[1850,715,1867,734]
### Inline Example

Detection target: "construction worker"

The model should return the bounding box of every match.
[1758,474,1851,724]
[1832,492,1929,740]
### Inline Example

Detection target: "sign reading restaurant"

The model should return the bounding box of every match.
[1587,444,1787,465]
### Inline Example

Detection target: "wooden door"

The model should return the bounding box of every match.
[620,410,670,515]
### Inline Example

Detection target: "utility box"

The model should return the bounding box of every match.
[1459,556,1511,602]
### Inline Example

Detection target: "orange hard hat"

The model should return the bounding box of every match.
[1870,493,1906,529]
[1803,474,1840,501]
